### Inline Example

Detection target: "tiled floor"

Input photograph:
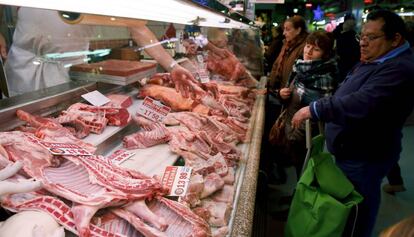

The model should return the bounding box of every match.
[254,125,414,237]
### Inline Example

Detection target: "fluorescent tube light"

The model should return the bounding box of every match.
[0,0,251,29]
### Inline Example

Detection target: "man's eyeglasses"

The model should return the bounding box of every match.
[355,34,385,42]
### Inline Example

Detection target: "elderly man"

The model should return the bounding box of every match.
[291,9,414,237]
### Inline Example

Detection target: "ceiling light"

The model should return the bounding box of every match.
[0,0,251,29]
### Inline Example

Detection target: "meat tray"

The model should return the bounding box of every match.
[70,59,157,86]
[0,77,266,237]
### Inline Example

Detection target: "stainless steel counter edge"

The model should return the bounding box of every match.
[231,77,266,236]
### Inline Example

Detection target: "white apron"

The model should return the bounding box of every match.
[5,8,94,97]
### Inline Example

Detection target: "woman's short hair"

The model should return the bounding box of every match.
[285,15,307,35]
[305,30,335,59]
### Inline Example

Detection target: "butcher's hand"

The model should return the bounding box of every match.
[0,33,7,59]
[291,106,311,129]
[279,88,292,100]
[170,64,205,99]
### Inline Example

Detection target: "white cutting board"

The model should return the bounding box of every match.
[110,143,178,177]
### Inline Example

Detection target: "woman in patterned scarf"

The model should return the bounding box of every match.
[272,30,339,180]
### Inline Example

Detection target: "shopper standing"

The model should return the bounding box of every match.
[264,25,284,75]
[269,15,308,91]
[270,30,338,180]
[291,10,414,237]
[334,13,360,82]
[262,15,308,183]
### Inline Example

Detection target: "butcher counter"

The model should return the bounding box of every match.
[0,76,266,236]
[0,1,266,235]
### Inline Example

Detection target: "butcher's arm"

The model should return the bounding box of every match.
[129,25,178,72]
[129,25,204,98]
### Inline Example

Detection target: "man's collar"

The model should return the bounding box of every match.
[373,41,410,64]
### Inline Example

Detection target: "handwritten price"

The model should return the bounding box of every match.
[142,109,161,121]
[137,97,171,122]
[162,166,192,197]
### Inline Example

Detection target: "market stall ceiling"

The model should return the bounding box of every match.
[0,0,252,29]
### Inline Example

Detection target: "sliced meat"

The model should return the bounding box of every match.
[200,200,232,227]
[147,197,211,237]
[211,185,235,204]
[207,49,247,82]
[55,114,90,139]
[123,123,170,149]
[212,226,229,237]
[106,94,133,108]
[200,173,225,199]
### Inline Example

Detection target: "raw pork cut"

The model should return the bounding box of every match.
[207,50,247,81]
[138,84,195,111]
[0,131,166,236]
[123,123,170,149]
[106,94,133,108]
[2,193,125,237]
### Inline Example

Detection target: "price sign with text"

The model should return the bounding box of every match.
[196,54,205,64]
[137,97,171,122]
[196,68,210,83]
[161,166,192,197]
[25,134,93,156]
[106,149,135,165]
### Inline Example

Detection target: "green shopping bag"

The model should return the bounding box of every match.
[285,134,363,237]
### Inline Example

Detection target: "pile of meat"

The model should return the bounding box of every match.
[0,109,211,237]
[0,48,260,237]
[55,94,133,138]
[123,53,260,236]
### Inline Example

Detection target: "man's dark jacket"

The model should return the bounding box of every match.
[310,44,414,160]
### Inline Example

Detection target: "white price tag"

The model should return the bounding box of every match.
[196,54,204,63]
[161,166,192,197]
[25,134,92,156]
[197,68,210,83]
[137,97,171,122]
[106,149,135,165]
[81,90,111,107]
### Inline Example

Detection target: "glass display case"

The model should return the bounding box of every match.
[0,1,265,236]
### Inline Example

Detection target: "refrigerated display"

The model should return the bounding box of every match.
[0,1,265,236]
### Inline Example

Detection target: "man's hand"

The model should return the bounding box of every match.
[170,64,205,99]
[279,88,292,100]
[291,106,311,129]
[0,33,7,59]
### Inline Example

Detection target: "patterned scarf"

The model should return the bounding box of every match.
[289,57,338,105]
